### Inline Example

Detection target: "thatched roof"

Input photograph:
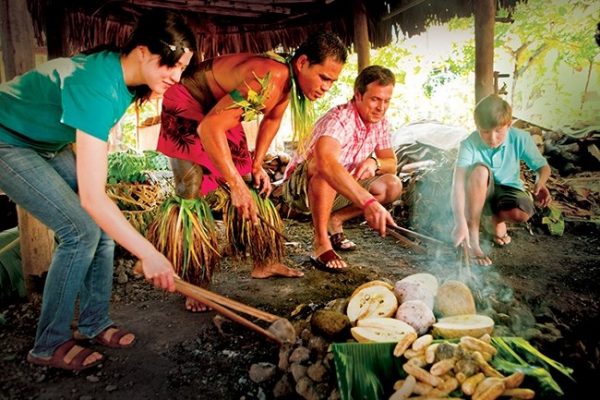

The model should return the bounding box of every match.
[27,0,522,58]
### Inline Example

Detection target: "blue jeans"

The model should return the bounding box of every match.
[0,141,114,357]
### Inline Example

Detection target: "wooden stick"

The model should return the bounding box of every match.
[460,242,472,280]
[388,224,448,246]
[257,213,290,242]
[387,229,427,253]
[174,277,279,323]
[174,278,282,345]
[134,261,279,323]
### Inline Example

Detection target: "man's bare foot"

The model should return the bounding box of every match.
[251,262,304,278]
[185,297,210,312]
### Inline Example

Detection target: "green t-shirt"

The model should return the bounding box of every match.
[456,127,548,190]
[0,50,134,151]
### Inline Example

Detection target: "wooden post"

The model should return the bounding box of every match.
[353,0,370,72]
[0,0,36,79]
[1,0,54,298]
[474,0,496,103]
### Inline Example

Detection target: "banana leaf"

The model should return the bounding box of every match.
[331,342,404,400]
[0,228,26,302]
[332,337,573,399]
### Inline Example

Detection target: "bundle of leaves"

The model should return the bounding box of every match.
[215,187,285,264]
[146,196,219,286]
[107,150,169,184]
[0,228,25,305]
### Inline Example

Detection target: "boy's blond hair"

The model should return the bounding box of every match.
[474,94,512,130]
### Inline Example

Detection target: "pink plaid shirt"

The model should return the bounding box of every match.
[285,100,392,178]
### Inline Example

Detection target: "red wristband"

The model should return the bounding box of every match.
[362,197,377,210]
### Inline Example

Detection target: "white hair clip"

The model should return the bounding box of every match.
[160,40,190,53]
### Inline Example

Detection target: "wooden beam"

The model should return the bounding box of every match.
[131,0,291,15]
[474,0,495,103]
[382,0,427,21]
[353,0,370,72]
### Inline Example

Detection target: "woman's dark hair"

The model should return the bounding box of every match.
[291,32,348,65]
[123,9,197,102]
[354,65,395,95]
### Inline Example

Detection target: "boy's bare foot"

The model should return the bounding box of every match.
[251,262,304,278]
[469,247,492,266]
[185,297,210,312]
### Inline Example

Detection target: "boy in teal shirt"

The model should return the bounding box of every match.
[452,94,552,265]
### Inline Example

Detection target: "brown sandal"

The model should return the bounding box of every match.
[310,249,347,273]
[27,339,103,371]
[74,325,136,349]
[329,232,357,251]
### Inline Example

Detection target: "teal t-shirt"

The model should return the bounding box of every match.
[456,127,548,190]
[0,50,134,151]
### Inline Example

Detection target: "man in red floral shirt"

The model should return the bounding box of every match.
[282,65,401,271]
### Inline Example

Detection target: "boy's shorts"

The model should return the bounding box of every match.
[468,163,535,217]
[281,161,383,214]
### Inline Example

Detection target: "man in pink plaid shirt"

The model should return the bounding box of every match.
[282,65,401,271]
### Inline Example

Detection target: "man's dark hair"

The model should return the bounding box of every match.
[291,32,348,65]
[353,65,395,95]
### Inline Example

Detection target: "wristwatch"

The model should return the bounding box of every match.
[369,154,381,172]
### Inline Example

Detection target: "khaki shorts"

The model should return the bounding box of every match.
[467,163,535,217]
[281,161,383,214]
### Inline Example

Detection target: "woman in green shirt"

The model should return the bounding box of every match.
[0,10,195,371]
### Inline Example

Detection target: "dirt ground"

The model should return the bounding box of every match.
[1,217,599,399]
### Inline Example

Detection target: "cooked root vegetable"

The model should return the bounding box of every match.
[503,371,525,389]
[390,374,416,400]
[351,280,394,297]
[434,280,476,317]
[412,381,434,395]
[394,280,435,310]
[501,388,535,399]
[461,372,485,395]
[398,273,439,296]
[412,334,433,352]
[435,376,458,395]
[472,377,505,400]
[460,336,497,356]
[352,318,415,343]
[425,343,440,364]
[404,348,424,359]
[473,351,504,378]
[393,331,418,357]
[478,333,491,343]
[347,285,398,323]
[432,314,494,339]
[396,300,436,335]
[403,359,443,387]
[430,358,456,376]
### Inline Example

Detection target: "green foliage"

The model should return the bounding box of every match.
[226,71,272,122]
[0,228,25,304]
[107,150,169,184]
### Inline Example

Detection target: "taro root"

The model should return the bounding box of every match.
[395,300,436,335]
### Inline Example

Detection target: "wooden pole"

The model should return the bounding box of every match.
[0,0,36,79]
[474,0,496,103]
[352,0,370,72]
[1,0,54,298]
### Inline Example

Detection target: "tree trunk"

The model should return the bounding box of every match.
[474,0,495,103]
